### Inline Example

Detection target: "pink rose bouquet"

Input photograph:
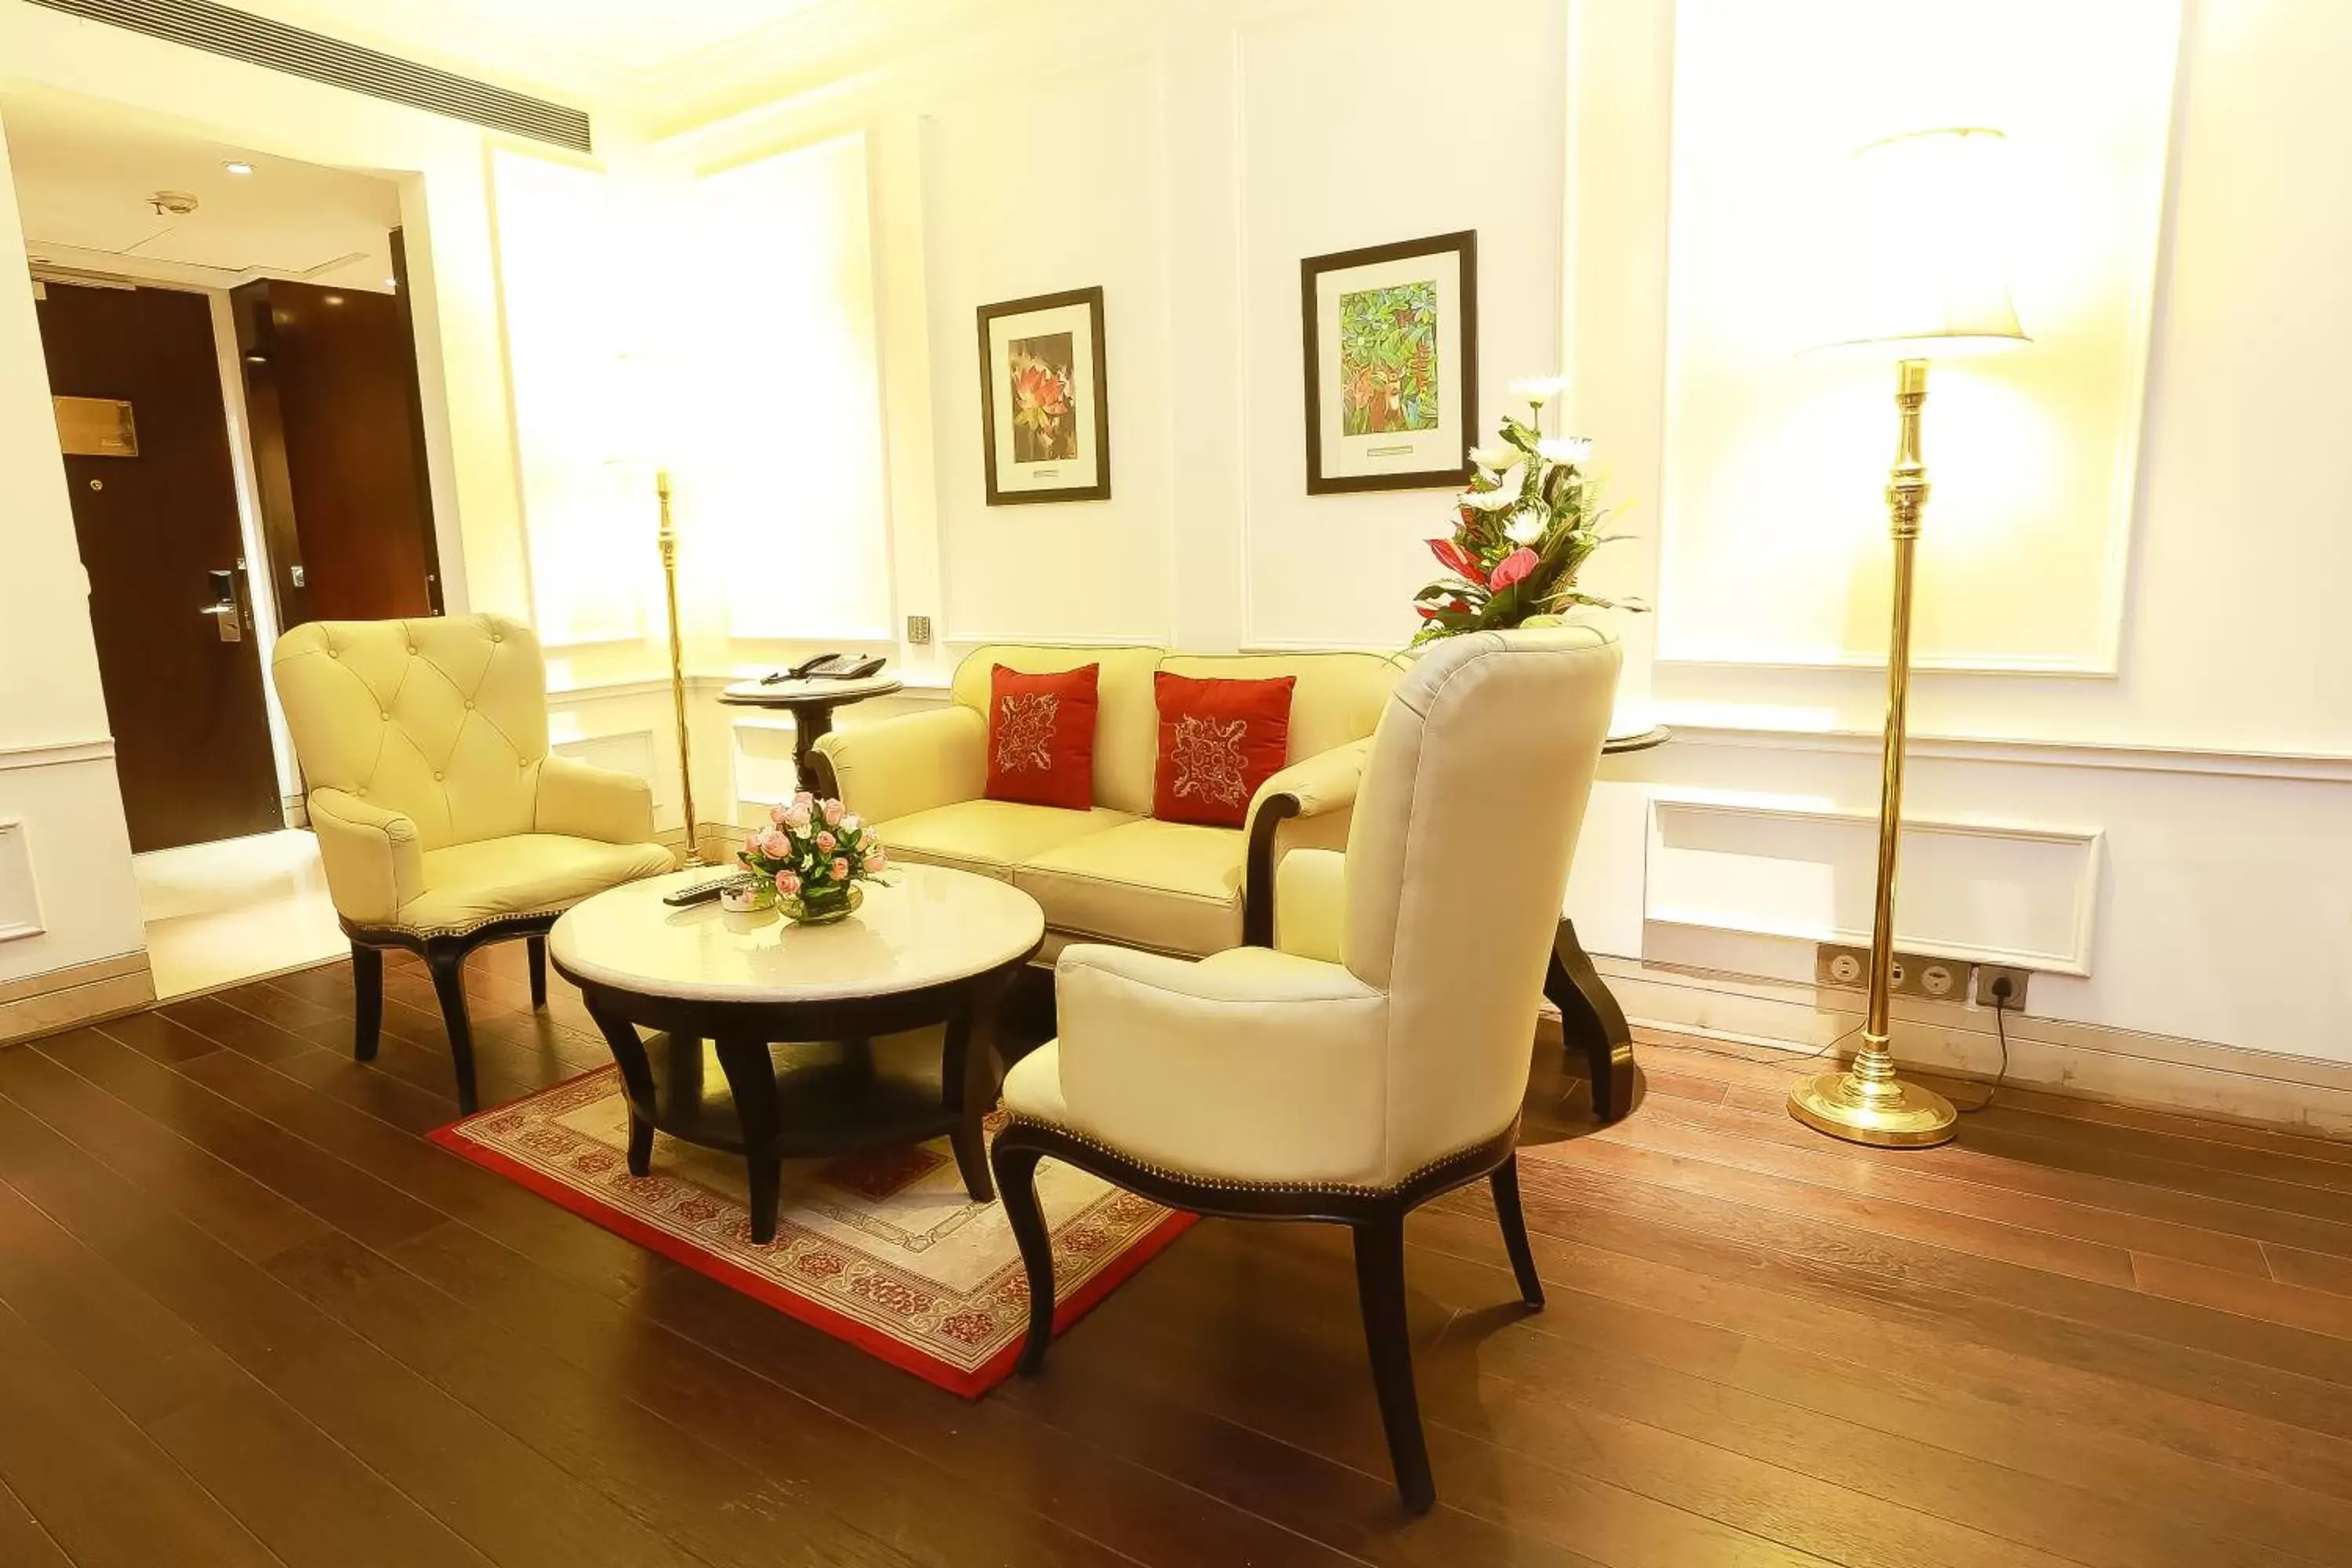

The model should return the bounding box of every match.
[738,790,888,923]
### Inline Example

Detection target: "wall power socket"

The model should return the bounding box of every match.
[1817,944,2016,1007]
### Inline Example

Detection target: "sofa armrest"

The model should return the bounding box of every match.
[1241,738,1372,946]
[309,787,424,927]
[535,753,657,845]
[811,706,987,824]
[1272,848,1347,965]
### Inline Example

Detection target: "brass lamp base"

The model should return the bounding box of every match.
[1788,1040,1957,1149]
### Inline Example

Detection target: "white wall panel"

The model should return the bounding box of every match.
[1657,0,2178,674]
[1235,0,1566,651]
[918,53,1175,647]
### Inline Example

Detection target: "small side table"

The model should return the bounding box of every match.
[1546,724,1671,1123]
[718,673,904,787]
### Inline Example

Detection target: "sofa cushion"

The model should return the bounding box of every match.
[1152,671,1295,829]
[1158,650,1399,767]
[1014,818,1245,957]
[877,799,1135,880]
[953,644,1163,815]
[984,662,1099,811]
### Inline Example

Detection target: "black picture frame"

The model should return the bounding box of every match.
[1300,230,1478,495]
[977,285,1111,506]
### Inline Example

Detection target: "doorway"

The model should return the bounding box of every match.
[9,93,447,996]
[36,279,283,854]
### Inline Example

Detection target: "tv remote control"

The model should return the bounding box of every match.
[661,877,735,907]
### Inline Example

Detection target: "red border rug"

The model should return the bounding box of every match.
[430,1063,1192,1397]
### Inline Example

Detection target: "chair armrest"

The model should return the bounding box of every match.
[811,706,986,824]
[1242,739,1372,946]
[1053,942,1389,1183]
[309,787,424,927]
[535,754,656,844]
[1272,848,1346,965]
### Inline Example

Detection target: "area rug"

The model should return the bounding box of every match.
[429,1061,1193,1396]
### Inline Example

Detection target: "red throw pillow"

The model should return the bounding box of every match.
[985,663,1100,811]
[1152,672,1297,829]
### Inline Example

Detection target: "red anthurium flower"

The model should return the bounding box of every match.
[1427,538,1486,585]
[1489,547,1540,591]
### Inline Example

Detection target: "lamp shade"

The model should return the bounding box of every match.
[1817,126,2029,358]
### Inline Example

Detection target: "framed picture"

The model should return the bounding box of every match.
[1299,230,1478,495]
[976,285,1110,505]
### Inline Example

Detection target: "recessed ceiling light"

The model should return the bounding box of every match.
[384,278,397,289]
[223,160,254,176]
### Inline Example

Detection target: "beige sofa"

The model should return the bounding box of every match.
[808,644,1402,960]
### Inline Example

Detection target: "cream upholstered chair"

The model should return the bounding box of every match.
[272,615,673,1112]
[990,624,1621,1512]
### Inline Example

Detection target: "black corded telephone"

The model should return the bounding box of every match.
[764,652,846,683]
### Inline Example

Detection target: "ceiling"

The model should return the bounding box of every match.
[3,93,401,292]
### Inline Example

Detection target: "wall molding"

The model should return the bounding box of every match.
[0,736,115,772]
[1646,793,2102,975]
[1661,721,2352,785]
[0,949,154,1047]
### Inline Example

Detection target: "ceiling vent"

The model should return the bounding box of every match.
[24,0,593,153]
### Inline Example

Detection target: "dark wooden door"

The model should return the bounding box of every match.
[35,282,284,853]
[234,274,440,625]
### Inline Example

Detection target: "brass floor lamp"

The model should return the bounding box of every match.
[1788,128,2028,1149]
[654,467,706,869]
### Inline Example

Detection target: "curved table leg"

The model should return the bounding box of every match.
[715,1035,784,1244]
[943,972,1011,1203]
[1545,919,1635,1123]
[586,1004,661,1176]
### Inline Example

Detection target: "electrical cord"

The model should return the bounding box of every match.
[1956,975,2015,1113]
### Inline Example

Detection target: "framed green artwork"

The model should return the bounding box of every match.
[1299,230,1477,495]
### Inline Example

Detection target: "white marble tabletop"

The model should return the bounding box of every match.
[717,673,903,706]
[550,863,1044,1004]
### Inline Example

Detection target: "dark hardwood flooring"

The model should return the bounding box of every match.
[1,946,2349,1565]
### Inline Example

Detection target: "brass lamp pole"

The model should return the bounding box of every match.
[1787,127,2027,1150]
[1787,358,1953,1145]
[655,468,706,868]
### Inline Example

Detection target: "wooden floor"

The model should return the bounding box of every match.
[2,948,2350,1568]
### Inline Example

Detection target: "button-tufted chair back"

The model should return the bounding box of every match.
[273,614,553,851]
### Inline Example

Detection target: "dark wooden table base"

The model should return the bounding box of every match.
[568,964,1022,1243]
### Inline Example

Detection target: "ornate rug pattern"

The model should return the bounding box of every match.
[430,1065,1193,1396]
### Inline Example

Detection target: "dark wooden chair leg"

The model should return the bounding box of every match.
[526,934,548,1010]
[990,1137,1055,1374]
[1352,1210,1436,1513]
[1489,1154,1544,1309]
[715,1035,782,1244]
[1546,918,1635,1123]
[423,940,481,1115]
[350,942,383,1063]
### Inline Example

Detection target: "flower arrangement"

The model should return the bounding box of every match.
[739,791,888,924]
[1410,375,1642,644]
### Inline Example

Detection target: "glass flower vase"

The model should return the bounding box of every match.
[779,881,862,926]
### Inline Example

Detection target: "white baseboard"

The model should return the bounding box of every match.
[0,952,156,1047]
[1553,955,2352,1141]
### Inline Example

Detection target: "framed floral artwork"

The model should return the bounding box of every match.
[976,285,1110,505]
[1299,230,1478,495]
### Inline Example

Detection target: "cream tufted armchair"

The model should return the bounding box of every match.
[990,625,1621,1512]
[272,615,674,1111]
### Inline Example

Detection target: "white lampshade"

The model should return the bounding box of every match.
[601,346,682,472]
[1817,126,2029,358]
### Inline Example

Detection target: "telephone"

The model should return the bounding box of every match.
[764,652,846,684]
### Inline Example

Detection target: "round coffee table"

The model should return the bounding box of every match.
[548,863,1045,1243]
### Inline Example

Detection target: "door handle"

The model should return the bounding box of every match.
[205,568,243,643]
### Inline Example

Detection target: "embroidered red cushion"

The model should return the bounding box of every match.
[1152,672,1297,829]
[984,663,1100,811]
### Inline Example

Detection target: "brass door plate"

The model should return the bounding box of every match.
[55,397,138,457]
